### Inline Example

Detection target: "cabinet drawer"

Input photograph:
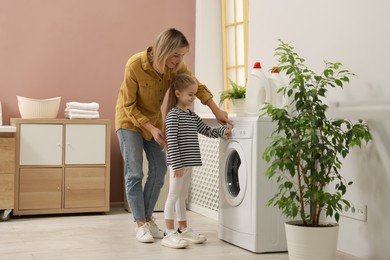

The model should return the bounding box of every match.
[0,173,14,209]
[20,124,63,165]
[65,124,106,165]
[0,137,15,174]
[64,167,106,208]
[19,168,62,210]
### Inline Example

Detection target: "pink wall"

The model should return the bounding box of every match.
[0,0,196,202]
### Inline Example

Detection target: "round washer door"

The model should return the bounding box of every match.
[220,141,248,207]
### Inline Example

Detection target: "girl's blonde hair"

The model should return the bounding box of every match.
[165,73,196,116]
[151,28,190,74]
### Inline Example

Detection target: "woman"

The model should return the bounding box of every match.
[115,28,231,243]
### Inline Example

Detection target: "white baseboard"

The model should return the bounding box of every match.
[187,203,218,221]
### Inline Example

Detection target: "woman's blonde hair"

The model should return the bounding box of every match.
[151,28,190,74]
[165,73,196,116]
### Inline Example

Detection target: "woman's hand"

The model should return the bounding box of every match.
[143,122,166,145]
[214,109,233,126]
[174,169,184,178]
[150,127,167,146]
[205,99,233,126]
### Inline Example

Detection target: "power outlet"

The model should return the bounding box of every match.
[340,205,367,222]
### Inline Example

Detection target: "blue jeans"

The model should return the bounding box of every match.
[117,128,167,222]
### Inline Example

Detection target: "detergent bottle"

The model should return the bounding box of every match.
[245,62,270,115]
[268,67,285,108]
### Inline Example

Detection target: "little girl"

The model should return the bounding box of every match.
[162,73,232,249]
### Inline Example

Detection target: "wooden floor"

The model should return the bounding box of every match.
[0,206,359,260]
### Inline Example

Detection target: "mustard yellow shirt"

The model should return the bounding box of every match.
[115,47,213,140]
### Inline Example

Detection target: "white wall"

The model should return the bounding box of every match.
[248,0,390,103]
[248,1,390,259]
[194,0,223,115]
[195,0,390,258]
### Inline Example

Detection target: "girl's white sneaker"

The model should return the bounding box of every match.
[161,231,189,249]
[178,227,207,244]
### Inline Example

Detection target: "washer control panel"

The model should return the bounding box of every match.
[230,122,253,139]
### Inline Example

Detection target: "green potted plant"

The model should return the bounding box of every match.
[262,39,371,259]
[219,79,246,113]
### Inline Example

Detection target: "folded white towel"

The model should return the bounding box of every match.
[65,113,100,119]
[65,108,100,115]
[66,102,99,111]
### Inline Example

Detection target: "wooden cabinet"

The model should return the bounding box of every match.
[0,128,16,220]
[11,119,111,216]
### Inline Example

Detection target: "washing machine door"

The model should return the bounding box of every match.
[221,141,248,207]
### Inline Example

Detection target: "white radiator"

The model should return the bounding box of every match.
[123,152,169,212]
[188,135,220,219]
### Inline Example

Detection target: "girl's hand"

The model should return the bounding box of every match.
[223,125,233,139]
[174,169,184,178]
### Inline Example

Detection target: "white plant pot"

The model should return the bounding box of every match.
[285,221,339,260]
[229,99,246,114]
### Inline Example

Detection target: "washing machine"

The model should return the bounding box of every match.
[218,115,287,253]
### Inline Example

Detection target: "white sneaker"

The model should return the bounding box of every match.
[135,224,154,243]
[161,231,189,249]
[178,227,207,244]
[147,218,164,239]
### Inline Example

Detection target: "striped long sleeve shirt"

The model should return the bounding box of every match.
[165,107,228,171]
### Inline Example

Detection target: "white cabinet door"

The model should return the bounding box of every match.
[19,124,63,165]
[65,124,106,165]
